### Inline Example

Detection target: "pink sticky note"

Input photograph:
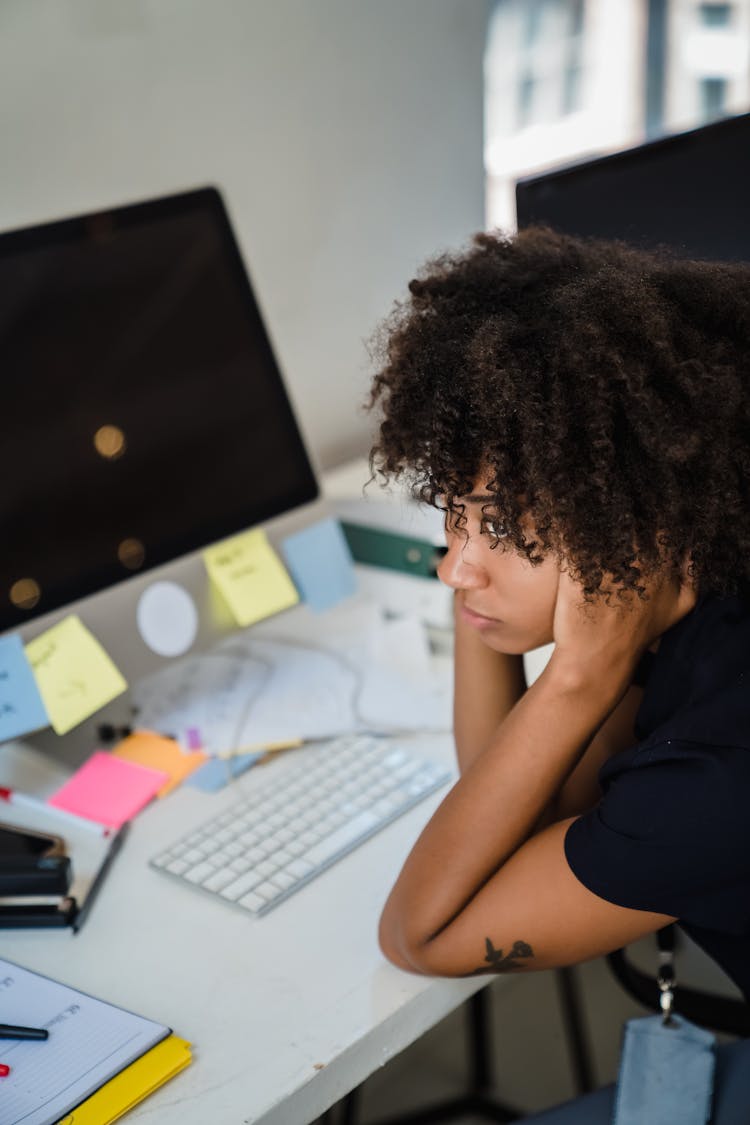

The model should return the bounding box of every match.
[48,751,169,829]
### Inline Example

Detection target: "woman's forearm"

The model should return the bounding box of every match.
[453,592,527,775]
[380,653,629,958]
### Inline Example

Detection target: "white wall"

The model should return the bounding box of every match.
[0,0,488,469]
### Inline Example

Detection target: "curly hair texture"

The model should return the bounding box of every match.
[368,225,750,599]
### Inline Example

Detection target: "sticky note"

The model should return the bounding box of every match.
[48,751,168,828]
[203,529,298,627]
[112,730,207,797]
[0,633,49,742]
[24,616,127,736]
[281,518,357,612]
[187,752,262,792]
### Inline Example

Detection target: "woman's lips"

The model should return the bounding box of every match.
[461,603,502,629]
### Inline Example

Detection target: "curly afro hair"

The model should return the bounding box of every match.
[368,225,750,599]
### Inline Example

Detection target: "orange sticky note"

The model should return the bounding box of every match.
[112,731,207,797]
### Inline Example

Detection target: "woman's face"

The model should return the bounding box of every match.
[436,484,561,654]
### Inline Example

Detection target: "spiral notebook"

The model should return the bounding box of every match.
[0,958,173,1125]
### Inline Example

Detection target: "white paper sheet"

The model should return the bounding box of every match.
[132,597,452,753]
[0,958,168,1125]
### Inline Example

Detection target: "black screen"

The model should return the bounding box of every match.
[0,188,318,630]
[516,111,750,263]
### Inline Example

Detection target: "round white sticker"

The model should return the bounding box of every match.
[136,581,199,657]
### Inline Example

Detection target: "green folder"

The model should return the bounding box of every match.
[340,522,444,579]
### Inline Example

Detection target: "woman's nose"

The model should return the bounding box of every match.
[436,533,488,590]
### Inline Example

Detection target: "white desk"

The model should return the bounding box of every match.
[0,732,494,1124]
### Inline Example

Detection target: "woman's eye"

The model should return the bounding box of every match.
[481,517,508,542]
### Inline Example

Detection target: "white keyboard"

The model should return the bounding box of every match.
[151,734,452,915]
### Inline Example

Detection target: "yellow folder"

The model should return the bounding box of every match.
[57,1034,192,1124]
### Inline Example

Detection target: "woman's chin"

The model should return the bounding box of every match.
[480,623,552,655]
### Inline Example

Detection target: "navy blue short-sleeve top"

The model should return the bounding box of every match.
[564,592,750,1001]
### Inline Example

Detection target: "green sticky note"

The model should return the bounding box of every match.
[25,616,128,735]
[204,528,299,627]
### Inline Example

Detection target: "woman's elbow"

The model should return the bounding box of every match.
[379,912,417,972]
[378,910,454,976]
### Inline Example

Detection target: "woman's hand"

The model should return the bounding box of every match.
[549,565,697,692]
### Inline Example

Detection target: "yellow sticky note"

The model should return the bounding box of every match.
[204,528,299,627]
[25,616,127,736]
[113,730,207,797]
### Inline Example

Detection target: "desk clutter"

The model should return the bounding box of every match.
[0,510,450,1116]
[1,519,359,744]
[0,957,190,1124]
[1,516,451,930]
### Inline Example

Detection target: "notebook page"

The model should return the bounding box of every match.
[0,959,168,1125]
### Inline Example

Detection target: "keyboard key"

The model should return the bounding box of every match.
[287,858,314,879]
[203,869,236,893]
[303,811,381,867]
[255,859,278,879]
[238,891,266,912]
[220,871,264,901]
[182,847,208,865]
[184,862,215,884]
[254,880,283,901]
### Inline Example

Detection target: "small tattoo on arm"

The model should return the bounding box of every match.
[467,937,535,975]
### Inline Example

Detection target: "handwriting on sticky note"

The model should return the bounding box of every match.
[25,617,127,736]
[0,633,49,741]
[203,529,298,627]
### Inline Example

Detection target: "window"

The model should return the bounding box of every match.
[490,0,586,130]
[700,76,728,119]
[699,3,732,27]
[517,71,537,128]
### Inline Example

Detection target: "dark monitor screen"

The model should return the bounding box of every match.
[0,188,318,631]
[516,111,750,263]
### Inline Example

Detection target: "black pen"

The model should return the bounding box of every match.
[72,820,129,934]
[0,1023,48,1040]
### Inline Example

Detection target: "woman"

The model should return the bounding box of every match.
[368,225,750,999]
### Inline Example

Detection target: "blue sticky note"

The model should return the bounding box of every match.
[0,633,49,742]
[281,518,356,612]
[186,753,263,793]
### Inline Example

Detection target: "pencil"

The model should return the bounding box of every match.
[215,739,305,761]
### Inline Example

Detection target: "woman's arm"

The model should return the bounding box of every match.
[379,571,687,977]
[453,591,527,775]
[453,589,642,824]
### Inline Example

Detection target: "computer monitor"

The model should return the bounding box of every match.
[515,110,750,262]
[0,188,324,736]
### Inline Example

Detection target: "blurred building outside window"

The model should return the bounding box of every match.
[485,0,750,231]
